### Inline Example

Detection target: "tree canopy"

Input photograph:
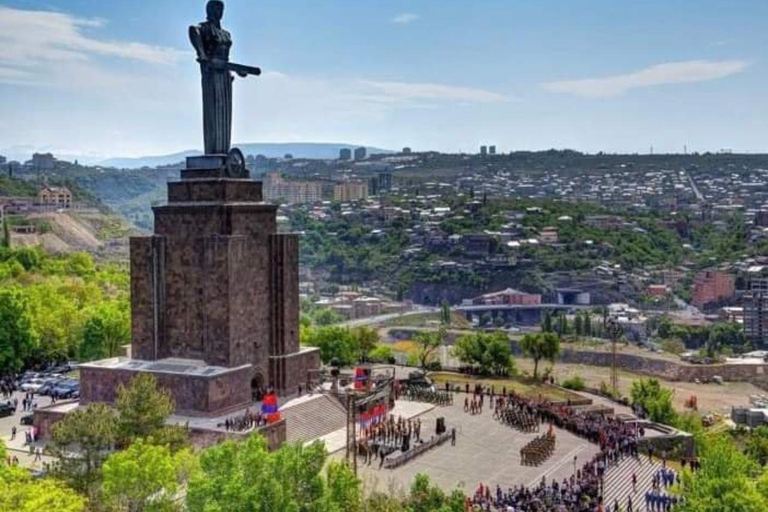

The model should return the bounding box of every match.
[452,331,513,375]
[520,332,560,379]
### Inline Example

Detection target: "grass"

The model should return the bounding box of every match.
[383,311,472,329]
[427,370,578,402]
[392,340,417,354]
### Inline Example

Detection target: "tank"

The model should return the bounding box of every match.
[732,407,748,425]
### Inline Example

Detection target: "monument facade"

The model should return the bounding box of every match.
[78,0,320,417]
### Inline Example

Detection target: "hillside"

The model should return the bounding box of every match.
[0,175,38,196]
[9,211,137,260]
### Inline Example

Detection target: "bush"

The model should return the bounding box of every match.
[562,375,586,391]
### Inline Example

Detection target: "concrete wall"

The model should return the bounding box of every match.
[559,348,768,389]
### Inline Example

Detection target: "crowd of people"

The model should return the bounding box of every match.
[357,414,423,468]
[219,408,268,432]
[469,390,648,511]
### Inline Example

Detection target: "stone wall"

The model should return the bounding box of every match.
[79,365,253,416]
[559,348,768,390]
[33,402,76,439]
[270,348,321,395]
[188,419,286,451]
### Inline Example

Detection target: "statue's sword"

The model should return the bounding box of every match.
[227,62,261,77]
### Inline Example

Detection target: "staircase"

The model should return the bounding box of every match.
[603,456,672,510]
[281,394,348,445]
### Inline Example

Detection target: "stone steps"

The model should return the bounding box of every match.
[282,394,347,445]
[603,456,673,510]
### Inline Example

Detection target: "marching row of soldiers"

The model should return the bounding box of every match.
[520,428,556,466]
[403,386,453,406]
[497,403,540,433]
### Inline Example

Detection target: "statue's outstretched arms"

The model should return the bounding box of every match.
[188,25,208,61]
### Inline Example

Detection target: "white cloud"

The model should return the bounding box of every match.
[544,59,750,98]
[359,80,508,103]
[391,13,419,25]
[0,5,186,78]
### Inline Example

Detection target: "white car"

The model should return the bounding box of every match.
[20,378,45,393]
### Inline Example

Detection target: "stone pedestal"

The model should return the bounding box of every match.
[78,157,319,416]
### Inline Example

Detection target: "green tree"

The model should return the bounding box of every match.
[678,435,768,512]
[1,216,9,249]
[0,288,36,372]
[313,308,342,326]
[323,460,362,512]
[407,473,464,512]
[0,440,87,511]
[49,403,118,493]
[352,327,379,362]
[186,435,328,512]
[368,344,395,363]
[705,321,748,357]
[542,310,553,333]
[630,378,677,424]
[574,313,583,337]
[80,301,130,362]
[583,312,592,337]
[413,331,441,370]
[520,332,560,380]
[116,373,175,444]
[452,332,513,375]
[101,439,197,512]
[302,326,358,366]
[439,301,451,326]
[746,426,768,466]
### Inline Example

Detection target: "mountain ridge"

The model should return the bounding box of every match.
[97,142,395,169]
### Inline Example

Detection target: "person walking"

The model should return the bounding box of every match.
[451,427,456,446]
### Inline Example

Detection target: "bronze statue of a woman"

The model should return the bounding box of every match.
[189,0,260,156]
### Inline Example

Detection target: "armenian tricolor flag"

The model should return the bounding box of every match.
[261,392,281,423]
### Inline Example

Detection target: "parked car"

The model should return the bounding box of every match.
[20,378,45,393]
[0,403,14,418]
[53,381,80,398]
[20,414,33,426]
[37,377,64,396]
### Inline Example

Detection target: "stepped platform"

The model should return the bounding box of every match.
[603,456,673,509]
[281,394,348,445]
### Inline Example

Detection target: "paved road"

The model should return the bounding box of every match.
[0,390,56,468]
[341,306,438,328]
[686,171,705,202]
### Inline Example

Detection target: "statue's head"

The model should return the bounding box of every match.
[206,0,224,22]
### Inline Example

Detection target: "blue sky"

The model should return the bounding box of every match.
[0,0,766,161]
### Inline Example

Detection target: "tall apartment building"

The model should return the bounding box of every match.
[339,148,352,161]
[368,171,393,196]
[333,181,368,202]
[691,269,735,308]
[354,147,367,160]
[262,171,323,204]
[744,267,768,348]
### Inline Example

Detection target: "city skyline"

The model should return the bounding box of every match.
[0,0,766,161]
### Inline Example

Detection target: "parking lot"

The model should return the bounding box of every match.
[1,368,80,468]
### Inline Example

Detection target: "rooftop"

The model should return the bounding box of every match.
[80,357,250,377]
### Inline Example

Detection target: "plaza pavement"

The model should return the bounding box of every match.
[0,390,57,468]
[330,398,601,494]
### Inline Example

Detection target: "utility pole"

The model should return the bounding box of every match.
[605,317,623,396]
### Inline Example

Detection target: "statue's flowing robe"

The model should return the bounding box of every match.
[199,22,233,154]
